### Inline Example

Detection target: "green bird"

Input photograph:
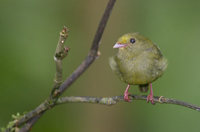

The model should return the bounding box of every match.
[109,33,167,104]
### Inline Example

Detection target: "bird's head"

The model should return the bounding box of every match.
[113,33,151,51]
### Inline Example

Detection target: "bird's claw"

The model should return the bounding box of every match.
[147,94,155,105]
[124,93,131,102]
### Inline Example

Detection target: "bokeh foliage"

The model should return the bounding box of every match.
[1,0,200,131]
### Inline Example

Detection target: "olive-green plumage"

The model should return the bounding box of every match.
[110,33,167,88]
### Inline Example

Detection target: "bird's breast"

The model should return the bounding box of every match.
[116,51,162,85]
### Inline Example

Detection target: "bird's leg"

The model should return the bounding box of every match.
[124,84,131,102]
[147,83,155,104]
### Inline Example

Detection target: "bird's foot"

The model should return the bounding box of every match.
[146,83,155,105]
[124,84,131,102]
[124,92,131,102]
[147,94,154,104]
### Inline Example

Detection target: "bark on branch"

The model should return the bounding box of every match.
[57,95,200,111]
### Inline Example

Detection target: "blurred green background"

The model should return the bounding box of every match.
[1,0,200,131]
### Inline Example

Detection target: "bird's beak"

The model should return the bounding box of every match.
[113,43,127,48]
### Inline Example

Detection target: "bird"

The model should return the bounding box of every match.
[109,33,167,104]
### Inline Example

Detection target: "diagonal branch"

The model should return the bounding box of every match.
[55,0,116,96]
[56,95,200,111]
[18,114,42,132]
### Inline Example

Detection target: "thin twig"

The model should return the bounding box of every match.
[18,27,70,132]
[52,26,69,97]
[57,95,200,111]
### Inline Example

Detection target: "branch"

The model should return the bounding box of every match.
[56,95,200,111]
[18,114,42,132]
[55,0,116,96]
[51,26,69,97]
[54,26,69,83]
[13,100,49,128]
[4,0,116,131]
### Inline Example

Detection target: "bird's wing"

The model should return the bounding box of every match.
[109,56,118,72]
[109,56,123,80]
[157,57,168,72]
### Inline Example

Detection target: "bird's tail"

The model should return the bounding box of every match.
[138,84,149,93]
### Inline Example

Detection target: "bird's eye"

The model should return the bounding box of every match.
[130,38,136,44]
